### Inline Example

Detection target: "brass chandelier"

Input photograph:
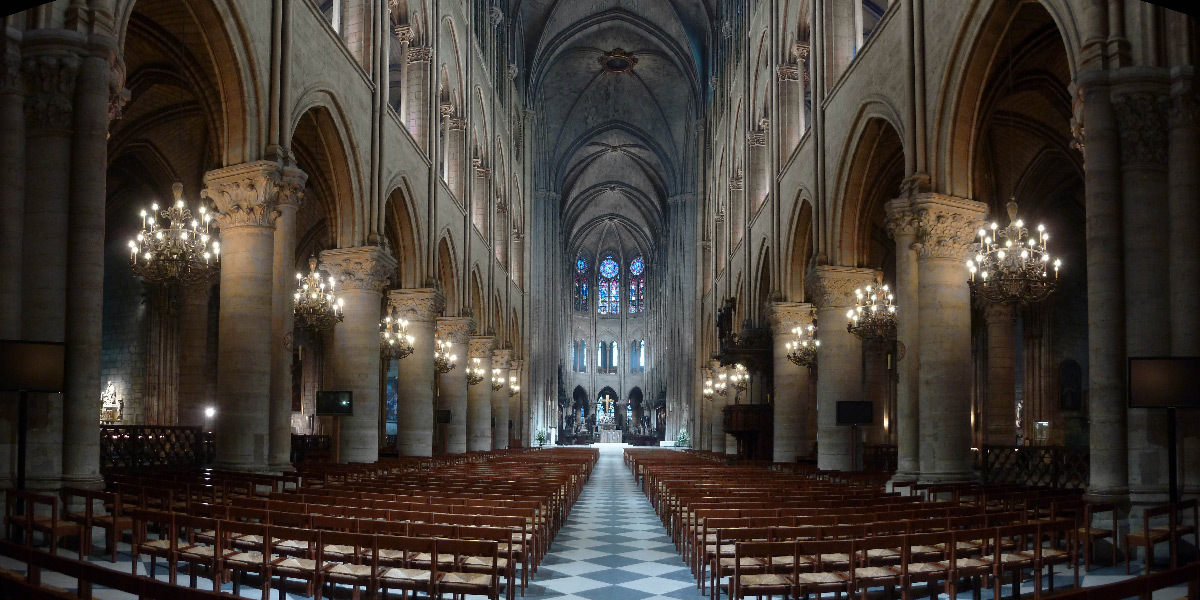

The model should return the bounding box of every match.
[785,323,819,369]
[491,368,505,391]
[293,257,344,333]
[467,358,486,385]
[128,182,220,286]
[508,375,520,397]
[434,339,457,374]
[380,305,414,360]
[966,199,1061,305]
[846,271,897,342]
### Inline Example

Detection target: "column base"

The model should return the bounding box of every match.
[59,473,104,490]
[888,471,919,491]
[212,460,271,473]
[917,470,976,484]
[267,462,296,473]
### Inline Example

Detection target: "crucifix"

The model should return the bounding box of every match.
[602,394,614,415]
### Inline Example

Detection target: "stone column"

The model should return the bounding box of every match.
[709,361,726,454]
[911,194,986,482]
[63,37,118,488]
[768,302,814,462]
[204,161,297,471]
[885,198,920,481]
[512,232,524,288]
[806,265,875,471]
[1168,76,1200,497]
[748,124,768,212]
[1076,69,1128,502]
[983,303,1016,446]
[435,316,473,454]
[405,46,431,148]
[729,174,744,248]
[494,203,509,268]
[392,26,413,117]
[0,33,24,339]
[491,349,511,449]
[510,359,524,446]
[268,165,307,470]
[472,162,490,239]
[323,246,394,463]
[388,288,443,457]
[777,63,801,158]
[467,336,494,451]
[445,116,467,201]
[1114,89,1172,506]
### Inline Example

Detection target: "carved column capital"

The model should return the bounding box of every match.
[447,116,468,130]
[321,245,396,293]
[1170,88,1199,130]
[793,43,810,61]
[492,348,513,369]
[107,52,131,125]
[22,53,80,131]
[748,131,767,147]
[804,265,876,308]
[777,64,800,82]
[728,175,744,191]
[0,39,20,94]
[393,25,415,45]
[436,316,475,345]
[910,194,987,261]
[469,336,496,358]
[203,160,306,229]
[766,301,814,333]
[884,198,920,240]
[1113,91,1170,167]
[388,288,445,322]
[408,46,432,63]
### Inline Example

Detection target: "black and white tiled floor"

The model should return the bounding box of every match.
[0,443,1188,599]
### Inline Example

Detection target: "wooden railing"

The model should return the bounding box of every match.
[100,425,207,469]
[981,445,1089,489]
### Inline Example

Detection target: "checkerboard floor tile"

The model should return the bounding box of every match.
[0,444,1188,599]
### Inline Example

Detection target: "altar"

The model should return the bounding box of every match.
[599,430,622,444]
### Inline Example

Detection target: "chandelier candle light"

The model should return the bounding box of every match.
[966,199,1061,305]
[491,368,505,391]
[128,182,220,286]
[434,339,457,374]
[729,364,748,394]
[785,323,819,369]
[509,375,520,397]
[380,305,414,360]
[715,372,729,397]
[847,271,897,342]
[293,257,344,332]
[467,358,486,385]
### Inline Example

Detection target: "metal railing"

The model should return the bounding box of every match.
[980,445,1089,489]
[100,425,207,469]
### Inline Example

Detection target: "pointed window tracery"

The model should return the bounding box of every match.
[573,255,589,312]
[598,257,620,314]
[629,256,645,313]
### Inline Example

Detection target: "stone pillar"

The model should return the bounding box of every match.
[862,340,890,445]
[983,303,1016,446]
[435,317,473,454]
[467,336,494,451]
[392,26,412,117]
[1114,88,1172,506]
[768,302,814,462]
[63,37,117,488]
[510,359,523,446]
[709,361,726,454]
[472,162,490,239]
[1077,69,1128,502]
[323,246,394,463]
[512,232,524,288]
[777,63,801,158]
[494,204,509,269]
[748,124,768,213]
[885,198,920,481]
[1168,75,1200,497]
[268,165,307,470]
[445,116,467,200]
[729,174,744,249]
[807,265,875,471]
[388,288,443,457]
[204,161,297,471]
[0,33,24,340]
[405,46,431,148]
[912,194,986,482]
[491,349,511,449]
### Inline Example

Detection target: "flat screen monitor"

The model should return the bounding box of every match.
[1128,357,1200,409]
[316,391,353,416]
[836,400,874,425]
[0,340,65,393]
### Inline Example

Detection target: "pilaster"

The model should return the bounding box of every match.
[436,316,474,454]
[467,336,495,451]
[767,302,814,462]
[388,288,443,457]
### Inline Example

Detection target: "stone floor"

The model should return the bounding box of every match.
[0,444,1188,598]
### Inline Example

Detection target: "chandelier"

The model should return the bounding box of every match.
[966,199,1061,305]
[714,373,729,397]
[729,364,748,393]
[785,323,819,369]
[846,271,897,342]
[508,375,520,397]
[703,378,714,398]
[467,358,486,385]
[434,339,457,374]
[128,182,220,286]
[380,305,414,360]
[491,368,505,391]
[293,257,344,333]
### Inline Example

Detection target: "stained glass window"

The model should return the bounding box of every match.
[573,255,588,312]
[628,256,645,313]
[630,339,645,373]
[598,257,620,314]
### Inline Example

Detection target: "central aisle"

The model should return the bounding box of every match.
[528,444,705,600]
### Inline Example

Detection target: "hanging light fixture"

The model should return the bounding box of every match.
[966,199,1061,305]
[508,375,520,397]
[785,323,819,369]
[491,368,505,391]
[128,182,220,286]
[293,257,344,333]
[847,271,897,342]
[715,372,729,397]
[729,363,748,393]
[380,305,414,360]
[467,358,486,385]
[434,339,457,373]
[703,378,714,398]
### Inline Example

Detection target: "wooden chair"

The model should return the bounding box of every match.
[437,538,501,600]
[992,522,1038,600]
[460,526,517,600]
[1125,503,1174,574]
[945,527,996,599]
[1027,518,1079,597]
[175,514,223,590]
[794,539,852,598]
[725,540,794,600]
[374,534,438,599]
[1077,502,1117,571]
[318,530,375,600]
[849,534,904,600]
[269,525,320,599]
[5,491,81,556]
[708,527,770,600]
[222,520,272,598]
[129,509,176,582]
[899,531,949,600]
[1156,499,1199,571]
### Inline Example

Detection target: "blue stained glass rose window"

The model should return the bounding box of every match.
[599,258,619,279]
[630,256,644,276]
